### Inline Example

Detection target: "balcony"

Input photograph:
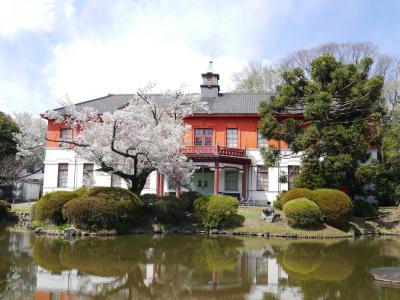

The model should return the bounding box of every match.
[180,145,246,158]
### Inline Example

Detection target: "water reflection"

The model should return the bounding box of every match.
[1,226,400,299]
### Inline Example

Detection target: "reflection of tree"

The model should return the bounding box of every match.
[193,237,242,271]
[32,236,70,273]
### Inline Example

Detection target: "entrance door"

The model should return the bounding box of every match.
[193,168,214,195]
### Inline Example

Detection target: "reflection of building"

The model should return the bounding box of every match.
[35,268,123,300]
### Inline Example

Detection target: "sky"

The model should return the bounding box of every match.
[0,0,399,115]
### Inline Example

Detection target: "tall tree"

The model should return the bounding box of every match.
[0,113,46,185]
[45,87,207,195]
[0,112,19,158]
[259,54,384,195]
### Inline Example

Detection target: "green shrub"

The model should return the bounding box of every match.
[35,191,81,225]
[193,195,211,221]
[141,193,159,213]
[194,194,240,229]
[273,192,286,210]
[62,187,143,231]
[310,189,353,225]
[30,203,36,221]
[281,188,313,206]
[283,198,322,228]
[180,191,202,212]
[352,200,378,218]
[0,200,11,221]
[153,195,185,224]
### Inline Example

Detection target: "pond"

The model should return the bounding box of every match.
[1,225,400,299]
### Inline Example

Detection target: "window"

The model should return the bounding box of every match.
[288,165,300,190]
[60,129,72,148]
[194,128,213,146]
[257,129,267,148]
[111,173,121,187]
[82,163,94,187]
[225,170,238,191]
[57,163,68,188]
[226,128,238,148]
[257,166,268,191]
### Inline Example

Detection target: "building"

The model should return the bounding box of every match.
[42,62,376,204]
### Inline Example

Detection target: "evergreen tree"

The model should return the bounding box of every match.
[259,54,384,195]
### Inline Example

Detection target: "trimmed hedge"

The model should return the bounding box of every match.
[273,192,286,210]
[153,195,185,224]
[310,189,353,225]
[0,200,11,221]
[180,191,202,212]
[283,198,322,228]
[281,188,313,206]
[194,194,240,229]
[353,200,378,218]
[141,193,159,213]
[35,191,81,225]
[62,187,143,231]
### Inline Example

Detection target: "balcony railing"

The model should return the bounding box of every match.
[180,145,246,157]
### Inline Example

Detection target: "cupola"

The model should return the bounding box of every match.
[200,61,220,97]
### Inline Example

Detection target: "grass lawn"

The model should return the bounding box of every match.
[232,207,351,237]
[11,202,35,214]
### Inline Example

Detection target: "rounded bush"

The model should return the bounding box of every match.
[0,200,11,221]
[283,198,322,228]
[194,195,240,229]
[35,191,81,225]
[180,191,202,212]
[153,195,185,224]
[193,195,211,221]
[281,188,313,206]
[310,189,353,225]
[62,187,143,231]
[273,192,286,210]
[282,243,322,274]
[353,200,378,218]
[141,193,159,213]
[32,237,70,274]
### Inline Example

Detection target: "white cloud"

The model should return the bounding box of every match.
[0,0,73,37]
[44,0,282,104]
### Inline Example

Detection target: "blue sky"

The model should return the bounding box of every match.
[0,0,399,115]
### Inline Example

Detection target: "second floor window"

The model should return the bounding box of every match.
[226,128,238,148]
[82,163,94,187]
[60,129,72,148]
[257,129,267,148]
[57,163,68,188]
[195,128,213,146]
[257,166,269,191]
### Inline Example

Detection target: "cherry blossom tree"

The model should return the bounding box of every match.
[46,86,207,195]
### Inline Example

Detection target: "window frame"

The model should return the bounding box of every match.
[226,128,238,148]
[57,163,69,188]
[224,170,239,191]
[111,173,121,187]
[59,129,73,148]
[82,163,94,187]
[194,128,213,146]
[257,129,267,148]
[256,165,269,191]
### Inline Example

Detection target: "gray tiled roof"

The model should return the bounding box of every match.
[53,93,273,115]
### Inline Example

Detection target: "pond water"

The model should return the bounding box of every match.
[1,226,400,299]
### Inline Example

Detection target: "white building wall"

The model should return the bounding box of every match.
[43,148,159,195]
